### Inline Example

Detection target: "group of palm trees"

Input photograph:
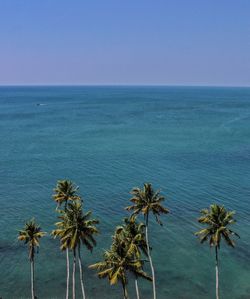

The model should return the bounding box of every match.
[18,180,240,299]
[89,182,169,299]
[51,181,99,299]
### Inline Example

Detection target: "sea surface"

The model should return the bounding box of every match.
[0,86,250,299]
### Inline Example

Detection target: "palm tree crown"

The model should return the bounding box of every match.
[18,218,46,260]
[62,201,99,251]
[112,226,151,282]
[126,183,169,224]
[90,226,151,298]
[115,216,148,258]
[90,247,150,284]
[90,249,150,299]
[51,210,71,251]
[195,204,240,248]
[53,180,80,210]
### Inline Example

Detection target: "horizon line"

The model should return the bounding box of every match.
[0,83,250,88]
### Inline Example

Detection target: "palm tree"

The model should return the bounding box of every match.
[126,183,169,299]
[65,201,99,299]
[90,237,151,299]
[115,217,149,299]
[53,180,80,210]
[52,180,80,299]
[18,219,46,299]
[195,204,240,299]
[90,248,129,299]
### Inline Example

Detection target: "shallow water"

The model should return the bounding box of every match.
[0,86,250,299]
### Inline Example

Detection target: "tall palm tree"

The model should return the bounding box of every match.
[18,219,46,299]
[52,180,80,299]
[195,204,240,299]
[90,237,151,299]
[115,217,149,299]
[126,183,169,299]
[65,201,99,299]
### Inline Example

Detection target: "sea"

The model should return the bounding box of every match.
[0,86,250,299]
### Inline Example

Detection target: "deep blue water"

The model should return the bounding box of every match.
[0,86,250,299]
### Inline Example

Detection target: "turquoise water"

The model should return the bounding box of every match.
[0,86,250,299]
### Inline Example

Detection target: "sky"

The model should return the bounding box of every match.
[0,0,249,86]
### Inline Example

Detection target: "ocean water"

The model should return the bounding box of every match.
[0,86,250,299]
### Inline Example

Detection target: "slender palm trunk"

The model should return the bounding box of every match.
[215,246,219,299]
[122,282,129,299]
[66,248,70,299]
[31,258,35,299]
[78,244,86,299]
[145,214,156,299]
[72,248,76,299]
[135,277,140,299]
[65,202,69,299]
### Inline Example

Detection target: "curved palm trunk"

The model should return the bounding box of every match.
[135,277,140,299]
[145,214,156,299]
[66,248,69,299]
[31,258,35,299]
[78,244,86,299]
[72,248,76,299]
[215,246,219,299]
[122,282,129,299]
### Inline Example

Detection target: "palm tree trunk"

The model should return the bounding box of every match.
[66,248,70,299]
[145,214,156,299]
[72,248,76,299]
[215,246,219,299]
[135,277,140,299]
[78,244,86,299]
[65,202,69,299]
[31,258,35,299]
[122,282,129,299]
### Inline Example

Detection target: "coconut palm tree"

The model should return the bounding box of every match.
[53,180,80,210]
[90,248,129,299]
[115,217,149,299]
[65,201,99,299]
[126,183,169,299]
[18,219,46,299]
[195,204,240,299]
[52,179,80,299]
[89,236,151,299]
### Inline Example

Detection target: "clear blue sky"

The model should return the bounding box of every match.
[0,0,249,86]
